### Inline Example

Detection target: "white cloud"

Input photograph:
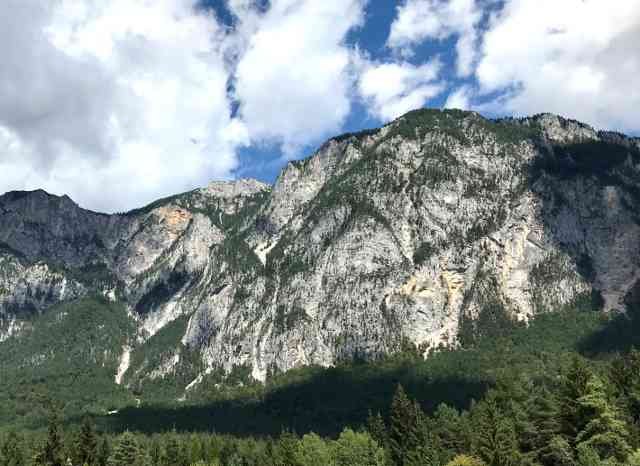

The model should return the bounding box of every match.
[475,0,640,133]
[229,0,365,156]
[0,0,369,211]
[444,85,473,110]
[358,60,443,121]
[387,0,640,133]
[387,0,482,76]
[0,0,238,213]
[4,0,639,213]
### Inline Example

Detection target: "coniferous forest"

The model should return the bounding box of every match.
[3,296,640,465]
[1,0,639,463]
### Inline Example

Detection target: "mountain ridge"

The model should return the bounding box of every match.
[1,108,639,401]
[0,110,634,216]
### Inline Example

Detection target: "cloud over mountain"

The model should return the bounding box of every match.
[0,0,638,212]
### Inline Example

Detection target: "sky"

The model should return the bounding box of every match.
[0,0,639,213]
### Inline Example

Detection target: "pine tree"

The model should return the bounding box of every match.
[610,348,640,425]
[163,430,188,466]
[527,387,563,465]
[187,435,204,466]
[575,444,601,466]
[96,437,111,466]
[430,403,472,459]
[472,397,521,466]
[543,436,574,466]
[558,357,592,440]
[388,384,425,465]
[76,417,98,466]
[404,445,433,466]
[366,411,388,448]
[575,375,631,463]
[108,432,147,466]
[148,437,162,466]
[36,410,65,466]
[1,431,25,466]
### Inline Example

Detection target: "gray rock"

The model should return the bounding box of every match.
[2,109,639,391]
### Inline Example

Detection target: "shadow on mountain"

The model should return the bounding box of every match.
[579,282,640,355]
[526,136,640,358]
[95,303,616,437]
[97,365,485,437]
[528,135,640,305]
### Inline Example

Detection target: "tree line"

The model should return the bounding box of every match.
[3,348,640,466]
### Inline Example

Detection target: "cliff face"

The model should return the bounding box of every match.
[1,109,639,393]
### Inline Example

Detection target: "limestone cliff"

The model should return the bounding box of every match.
[1,109,639,395]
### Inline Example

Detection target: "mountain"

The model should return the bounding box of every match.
[1,108,639,406]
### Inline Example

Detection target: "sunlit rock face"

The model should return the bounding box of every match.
[2,109,639,389]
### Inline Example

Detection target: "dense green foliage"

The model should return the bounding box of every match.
[5,294,640,445]
[5,336,640,465]
[98,303,622,439]
[0,298,136,430]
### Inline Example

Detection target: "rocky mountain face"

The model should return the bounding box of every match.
[1,109,639,396]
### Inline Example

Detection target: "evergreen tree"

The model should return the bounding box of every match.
[575,444,600,466]
[163,430,189,466]
[0,431,25,466]
[35,410,65,466]
[75,417,98,466]
[575,375,631,463]
[148,437,162,466]
[366,410,388,448]
[472,397,521,466]
[543,436,574,466]
[108,432,148,466]
[558,357,592,441]
[404,445,434,466]
[389,384,425,465]
[527,387,563,465]
[96,437,111,466]
[187,435,204,465]
[430,403,472,460]
[610,348,640,425]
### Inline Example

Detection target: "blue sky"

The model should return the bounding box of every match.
[201,0,474,183]
[0,0,638,212]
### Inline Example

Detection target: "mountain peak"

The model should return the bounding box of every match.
[0,188,78,208]
[202,178,271,198]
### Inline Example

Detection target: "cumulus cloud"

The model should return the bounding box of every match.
[0,0,123,168]
[387,0,482,76]
[387,0,640,133]
[229,0,365,155]
[475,0,640,133]
[444,85,473,110]
[0,0,369,210]
[358,60,443,121]
[0,0,239,213]
[3,0,639,212]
